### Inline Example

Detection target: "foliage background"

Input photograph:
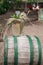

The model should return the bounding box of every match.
[0,0,43,14]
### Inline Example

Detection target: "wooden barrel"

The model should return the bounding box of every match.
[0,35,43,65]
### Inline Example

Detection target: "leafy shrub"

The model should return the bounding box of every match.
[0,0,22,14]
[0,0,14,14]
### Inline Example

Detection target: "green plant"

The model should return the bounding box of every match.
[0,0,14,14]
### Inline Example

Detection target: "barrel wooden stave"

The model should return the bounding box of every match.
[0,36,43,65]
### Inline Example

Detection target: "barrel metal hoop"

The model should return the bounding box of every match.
[4,36,8,65]
[14,36,18,65]
[27,35,34,65]
[35,36,42,65]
